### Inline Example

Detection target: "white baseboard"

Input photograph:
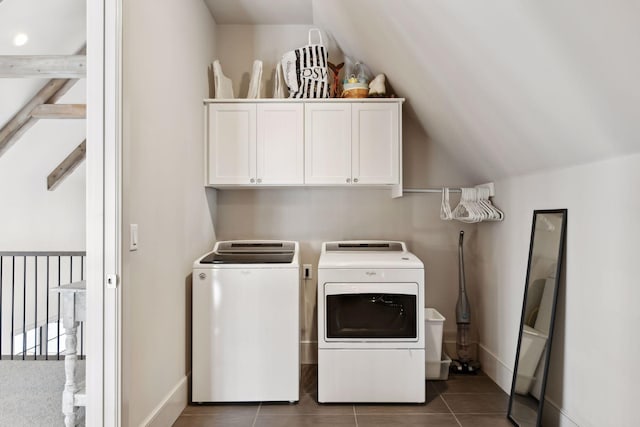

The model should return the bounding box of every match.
[478,344,579,427]
[542,396,580,427]
[141,376,188,427]
[477,343,512,393]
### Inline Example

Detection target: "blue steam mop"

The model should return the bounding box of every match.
[451,231,481,374]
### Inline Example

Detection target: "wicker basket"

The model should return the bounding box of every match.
[342,82,369,98]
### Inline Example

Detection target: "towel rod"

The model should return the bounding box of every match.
[403,188,462,194]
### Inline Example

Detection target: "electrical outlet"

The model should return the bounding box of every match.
[303,264,312,280]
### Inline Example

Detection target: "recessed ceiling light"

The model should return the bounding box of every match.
[13,33,29,47]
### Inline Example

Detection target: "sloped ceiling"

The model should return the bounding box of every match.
[205,0,313,25]
[312,0,640,181]
[203,0,640,181]
[0,0,85,129]
[0,0,85,203]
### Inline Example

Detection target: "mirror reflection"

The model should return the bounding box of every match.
[509,210,567,427]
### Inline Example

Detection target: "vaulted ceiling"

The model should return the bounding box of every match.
[0,0,85,127]
[206,0,640,182]
[0,0,86,189]
[204,0,313,25]
[4,0,638,184]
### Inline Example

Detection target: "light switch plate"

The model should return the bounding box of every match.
[130,224,138,251]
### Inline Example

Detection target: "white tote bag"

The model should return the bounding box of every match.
[281,29,330,98]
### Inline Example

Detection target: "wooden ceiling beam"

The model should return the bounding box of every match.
[0,44,86,157]
[31,104,86,119]
[47,78,80,104]
[0,55,86,78]
[47,140,86,191]
[0,78,79,157]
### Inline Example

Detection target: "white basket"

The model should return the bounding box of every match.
[425,308,445,379]
[425,308,445,362]
[427,352,452,380]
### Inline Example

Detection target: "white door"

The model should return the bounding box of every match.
[352,103,399,185]
[87,0,121,424]
[257,104,303,185]
[207,104,256,185]
[304,103,352,184]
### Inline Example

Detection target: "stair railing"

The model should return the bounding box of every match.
[0,251,86,360]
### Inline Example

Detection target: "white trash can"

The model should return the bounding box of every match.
[425,308,445,379]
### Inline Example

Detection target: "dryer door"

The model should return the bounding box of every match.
[323,282,419,343]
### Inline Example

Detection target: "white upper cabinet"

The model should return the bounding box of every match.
[352,103,399,185]
[304,103,352,184]
[305,102,400,185]
[257,104,304,185]
[207,104,256,185]
[205,99,403,191]
[206,103,303,185]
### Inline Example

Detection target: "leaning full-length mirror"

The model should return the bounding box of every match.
[508,209,567,427]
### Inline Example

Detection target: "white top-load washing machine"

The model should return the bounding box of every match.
[317,241,425,403]
[192,240,300,403]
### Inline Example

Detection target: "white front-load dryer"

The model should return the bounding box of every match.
[317,241,425,403]
[192,240,300,403]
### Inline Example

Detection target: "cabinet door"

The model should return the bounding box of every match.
[304,103,352,184]
[207,104,256,185]
[256,104,304,185]
[352,103,399,185]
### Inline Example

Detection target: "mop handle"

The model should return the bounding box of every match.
[458,231,465,293]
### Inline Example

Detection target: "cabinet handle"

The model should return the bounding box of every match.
[353,178,359,183]
[346,178,351,183]
[250,178,255,183]
[257,178,262,183]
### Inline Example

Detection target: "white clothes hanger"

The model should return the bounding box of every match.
[470,188,486,221]
[478,187,504,221]
[438,186,504,223]
[474,188,492,221]
[469,188,486,222]
[452,188,481,223]
[440,187,453,220]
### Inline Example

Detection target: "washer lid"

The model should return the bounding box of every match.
[201,241,296,264]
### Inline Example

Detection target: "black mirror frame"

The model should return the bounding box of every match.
[508,209,568,427]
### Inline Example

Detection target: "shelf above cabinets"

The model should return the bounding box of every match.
[204,99,404,196]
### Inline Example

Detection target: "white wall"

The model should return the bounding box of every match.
[476,153,640,427]
[216,187,479,363]
[0,82,86,251]
[213,24,480,361]
[121,0,217,425]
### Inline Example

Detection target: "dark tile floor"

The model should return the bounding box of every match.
[174,365,511,427]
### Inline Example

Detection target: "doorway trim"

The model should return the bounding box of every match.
[87,0,122,425]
